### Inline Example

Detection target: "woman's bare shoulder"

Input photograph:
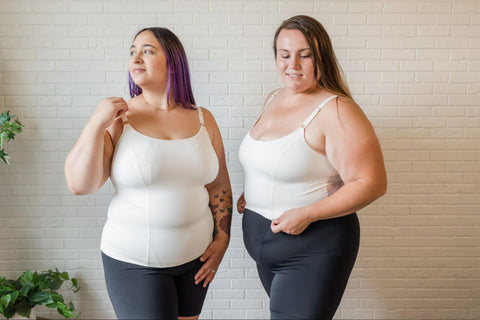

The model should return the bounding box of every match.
[321,96,375,137]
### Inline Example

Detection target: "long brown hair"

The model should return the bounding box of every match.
[273,15,352,99]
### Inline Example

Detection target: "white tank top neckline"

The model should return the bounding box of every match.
[248,89,338,145]
[121,106,206,142]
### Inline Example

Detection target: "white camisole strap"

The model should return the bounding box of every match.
[301,95,338,128]
[121,112,128,125]
[197,107,205,126]
[251,89,281,127]
[264,89,281,109]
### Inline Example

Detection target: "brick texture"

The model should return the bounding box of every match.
[0,0,479,319]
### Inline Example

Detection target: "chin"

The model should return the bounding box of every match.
[284,83,304,92]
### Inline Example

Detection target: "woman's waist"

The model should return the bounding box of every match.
[244,181,342,220]
[107,190,212,229]
[101,216,214,268]
[111,186,210,209]
[104,211,213,233]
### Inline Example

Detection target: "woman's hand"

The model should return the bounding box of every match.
[237,192,246,214]
[270,207,313,235]
[194,238,229,287]
[92,97,128,129]
[64,96,128,195]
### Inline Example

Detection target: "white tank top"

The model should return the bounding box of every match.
[239,92,343,220]
[100,107,219,267]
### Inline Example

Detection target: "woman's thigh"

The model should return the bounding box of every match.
[102,253,178,319]
[268,254,354,320]
[102,253,208,319]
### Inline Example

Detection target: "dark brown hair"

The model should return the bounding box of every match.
[273,15,352,98]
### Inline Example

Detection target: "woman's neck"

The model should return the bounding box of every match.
[140,91,175,112]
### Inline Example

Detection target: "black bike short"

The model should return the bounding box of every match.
[242,208,360,320]
[102,252,208,319]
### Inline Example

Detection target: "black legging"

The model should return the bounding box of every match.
[242,208,360,320]
[101,253,209,319]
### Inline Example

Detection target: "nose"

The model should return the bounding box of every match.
[131,52,143,63]
[289,55,300,69]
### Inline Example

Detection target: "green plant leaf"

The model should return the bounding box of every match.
[0,111,24,165]
[0,294,11,308]
[50,292,64,303]
[15,300,31,318]
[57,302,67,311]
[18,281,34,297]
[61,309,73,318]
[22,270,33,283]
[0,111,13,125]
[49,278,63,290]
[3,307,15,319]
[0,268,80,319]
[37,279,49,290]
[10,291,19,303]
[0,149,9,165]
[30,291,51,303]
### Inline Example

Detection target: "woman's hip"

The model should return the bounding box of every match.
[242,208,360,265]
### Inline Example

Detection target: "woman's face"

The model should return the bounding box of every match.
[276,29,317,93]
[129,30,169,90]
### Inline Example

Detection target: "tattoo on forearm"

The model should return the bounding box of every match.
[209,189,232,237]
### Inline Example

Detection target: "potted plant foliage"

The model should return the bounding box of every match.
[0,269,80,319]
[0,111,24,165]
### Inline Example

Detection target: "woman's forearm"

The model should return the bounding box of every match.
[305,177,387,222]
[208,186,233,242]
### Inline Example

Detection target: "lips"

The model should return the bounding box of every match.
[132,67,145,73]
[287,73,302,79]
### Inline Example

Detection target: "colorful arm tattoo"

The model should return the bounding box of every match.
[209,189,232,237]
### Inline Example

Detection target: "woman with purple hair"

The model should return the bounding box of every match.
[65,27,232,319]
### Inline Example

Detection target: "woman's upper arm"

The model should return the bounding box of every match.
[103,117,123,184]
[324,98,387,196]
[201,108,230,188]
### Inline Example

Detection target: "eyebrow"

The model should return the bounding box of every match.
[278,48,311,53]
[130,44,157,50]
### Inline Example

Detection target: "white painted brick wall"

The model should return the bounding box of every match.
[0,0,479,319]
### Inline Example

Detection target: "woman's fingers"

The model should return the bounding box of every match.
[237,193,246,213]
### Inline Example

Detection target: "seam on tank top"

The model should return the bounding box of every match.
[259,138,298,262]
[124,137,151,265]
[269,137,300,219]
